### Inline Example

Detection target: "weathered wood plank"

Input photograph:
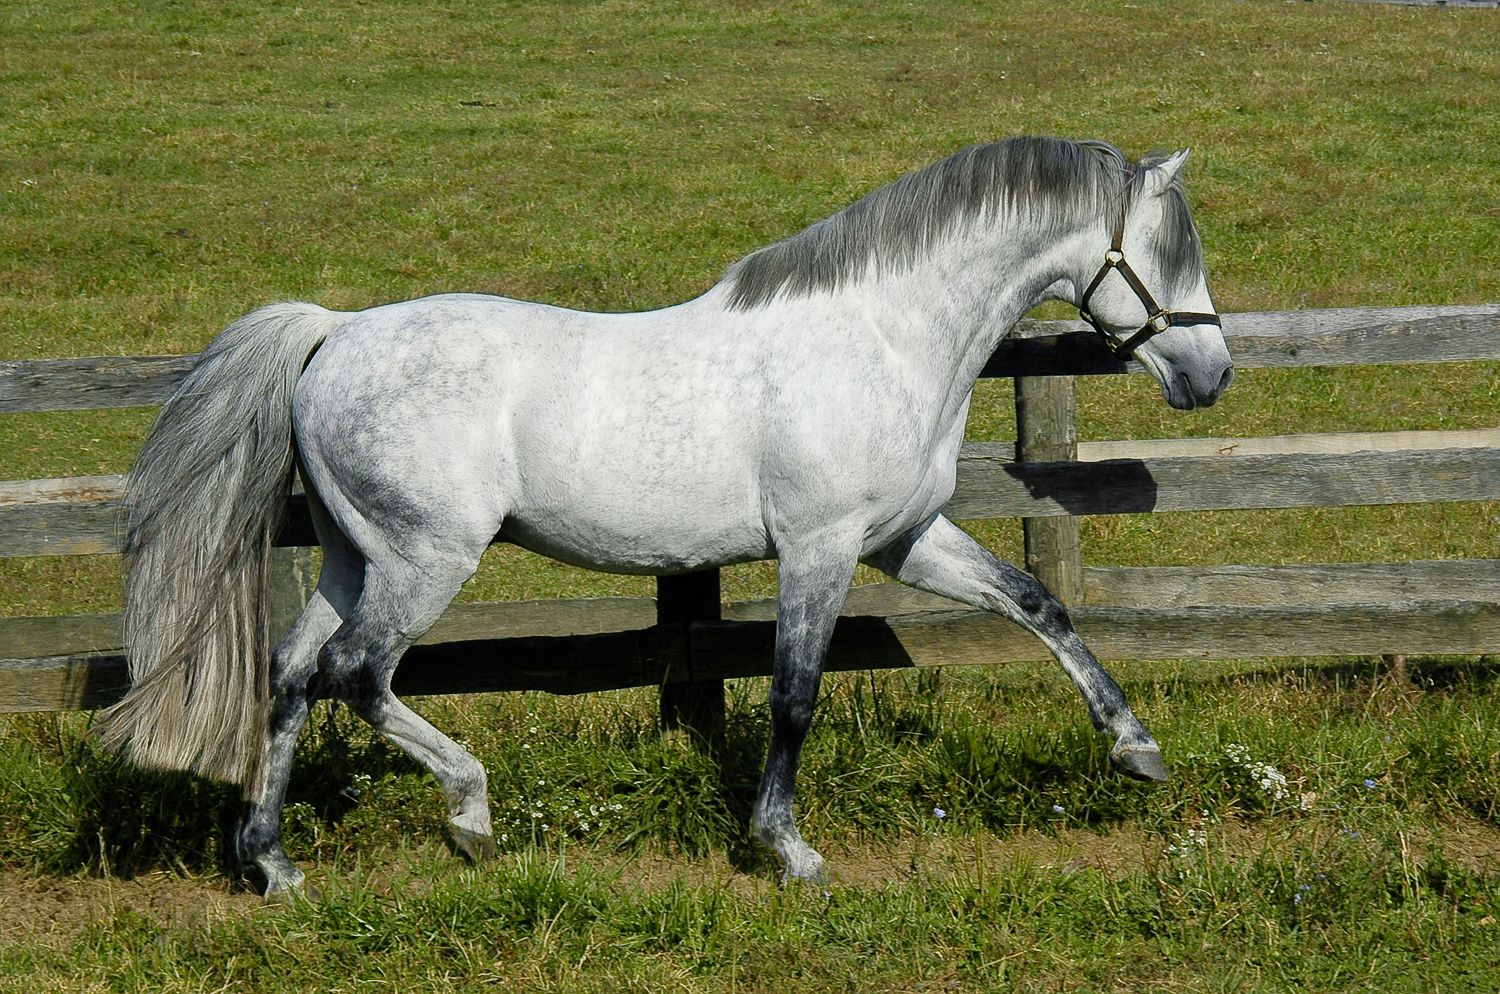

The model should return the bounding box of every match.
[0,652,130,712]
[984,305,1500,376]
[0,594,660,674]
[4,306,1495,416]
[1078,428,1500,460]
[9,572,1495,712]
[724,559,1500,620]
[12,559,1483,663]
[422,596,658,643]
[1215,305,1500,370]
[1082,559,1500,609]
[4,429,1496,556]
[0,355,195,414]
[657,570,727,737]
[0,475,124,556]
[390,625,688,699]
[697,598,1500,678]
[1015,375,1083,604]
[0,613,123,660]
[268,547,316,645]
[947,435,1500,520]
[0,476,316,556]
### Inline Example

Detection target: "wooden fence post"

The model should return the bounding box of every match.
[268,547,317,644]
[1015,374,1084,605]
[657,569,726,740]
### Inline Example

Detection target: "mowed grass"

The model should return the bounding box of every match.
[2,661,1498,992]
[1,2,1498,991]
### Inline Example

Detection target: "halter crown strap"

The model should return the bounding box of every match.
[1078,213,1220,360]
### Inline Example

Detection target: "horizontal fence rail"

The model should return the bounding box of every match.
[1,304,1497,716]
[6,560,1497,713]
[4,306,1498,416]
[5,429,1498,558]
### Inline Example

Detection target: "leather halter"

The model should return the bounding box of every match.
[1078,212,1221,360]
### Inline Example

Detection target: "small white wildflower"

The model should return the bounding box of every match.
[1165,827,1207,858]
[1051,804,1066,815]
[933,807,946,820]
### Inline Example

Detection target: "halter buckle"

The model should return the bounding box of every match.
[1146,311,1171,334]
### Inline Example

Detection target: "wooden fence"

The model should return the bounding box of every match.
[2,304,1498,729]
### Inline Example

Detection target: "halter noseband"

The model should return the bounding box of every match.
[1078,212,1221,360]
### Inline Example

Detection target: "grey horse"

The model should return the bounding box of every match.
[98,136,1232,896]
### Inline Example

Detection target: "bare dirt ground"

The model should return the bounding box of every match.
[4,816,1498,950]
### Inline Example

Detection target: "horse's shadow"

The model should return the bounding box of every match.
[47,708,389,881]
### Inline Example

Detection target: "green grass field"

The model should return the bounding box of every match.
[2,1,1498,991]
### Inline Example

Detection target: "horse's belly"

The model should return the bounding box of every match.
[500,504,770,575]
[501,392,770,573]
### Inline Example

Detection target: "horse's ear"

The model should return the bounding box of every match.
[1144,149,1190,197]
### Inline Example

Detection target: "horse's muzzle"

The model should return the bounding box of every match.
[1164,361,1235,411]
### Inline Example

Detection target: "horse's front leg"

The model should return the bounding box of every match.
[751,536,858,884]
[867,513,1168,782]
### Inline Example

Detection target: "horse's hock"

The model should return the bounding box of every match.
[1,303,1498,723]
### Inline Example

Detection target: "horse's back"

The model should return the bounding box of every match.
[290,293,775,573]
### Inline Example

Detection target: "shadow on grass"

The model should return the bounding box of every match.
[1180,654,1500,693]
[14,704,417,881]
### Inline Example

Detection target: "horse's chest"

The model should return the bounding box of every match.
[855,454,958,546]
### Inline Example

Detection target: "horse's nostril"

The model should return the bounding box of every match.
[1217,366,1235,396]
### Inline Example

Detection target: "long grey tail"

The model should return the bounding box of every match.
[95,302,338,789]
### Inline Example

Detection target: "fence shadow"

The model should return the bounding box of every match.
[1187,654,1500,693]
[1003,458,1160,515]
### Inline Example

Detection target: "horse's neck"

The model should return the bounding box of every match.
[858,217,1090,393]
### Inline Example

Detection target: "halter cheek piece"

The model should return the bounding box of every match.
[1078,212,1221,360]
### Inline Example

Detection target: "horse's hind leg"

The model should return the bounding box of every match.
[316,552,497,862]
[866,514,1167,781]
[236,503,364,898]
[235,591,345,897]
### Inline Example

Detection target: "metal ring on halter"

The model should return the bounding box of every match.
[1078,212,1221,360]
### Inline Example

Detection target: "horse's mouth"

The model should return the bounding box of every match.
[1160,363,1233,411]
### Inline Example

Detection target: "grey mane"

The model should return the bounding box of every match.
[723,135,1203,310]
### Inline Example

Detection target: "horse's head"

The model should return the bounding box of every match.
[1073,149,1233,410]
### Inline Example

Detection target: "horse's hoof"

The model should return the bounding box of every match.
[1111,743,1169,783]
[779,849,828,889]
[449,826,499,862]
[243,857,317,904]
[262,878,320,905]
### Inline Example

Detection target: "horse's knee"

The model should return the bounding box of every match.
[991,562,1072,631]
